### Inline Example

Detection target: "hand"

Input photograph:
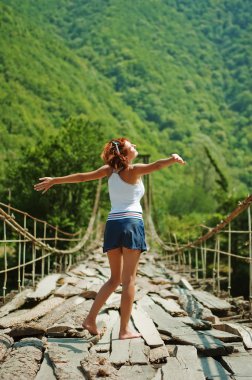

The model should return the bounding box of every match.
[34,177,54,194]
[171,153,186,165]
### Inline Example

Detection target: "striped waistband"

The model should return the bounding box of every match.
[107,211,143,220]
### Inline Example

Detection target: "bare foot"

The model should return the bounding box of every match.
[119,331,142,340]
[82,319,99,335]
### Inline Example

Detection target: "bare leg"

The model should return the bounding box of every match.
[119,247,141,340]
[82,248,122,335]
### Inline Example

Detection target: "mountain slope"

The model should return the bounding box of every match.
[0,0,251,217]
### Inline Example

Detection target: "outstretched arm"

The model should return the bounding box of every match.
[34,165,110,194]
[133,154,186,176]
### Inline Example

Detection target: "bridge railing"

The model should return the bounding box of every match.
[146,194,252,314]
[0,180,101,303]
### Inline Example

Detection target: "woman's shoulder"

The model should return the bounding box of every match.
[104,165,113,178]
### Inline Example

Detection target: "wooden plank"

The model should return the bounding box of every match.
[38,295,85,330]
[70,264,97,277]
[170,329,233,357]
[95,310,119,353]
[137,294,156,312]
[172,287,214,321]
[175,316,212,330]
[134,288,149,302]
[149,344,168,364]
[54,284,83,298]
[179,277,194,290]
[27,274,62,301]
[162,360,204,380]
[191,290,231,312]
[117,364,156,380]
[0,297,64,328]
[173,345,205,379]
[135,276,161,293]
[199,357,232,380]
[0,289,32,318]
[35,350,57,380]
[213,322,252,349]
[200,328,243,343]
[166,269,181,284]
[47,322,80,336]
[0,337,43,379]
[96,266,110,279]
[149,277,172,286]
[150,294,187,316]
[159,288,179,300]
[152,368,162,380]
[109,317,130,365]
[138,298,190,332]
[139,301,233,356]
[105,293,121,306]
[224,341,248,355]
[129,337,148,365]
[0,332,14,361]
[137,264,158,278]
[80,354,119,379]
[8,322,46,338]
[60,276,89,289]
[47,338,89,380]
[80,289,98,299]
[52,299,92,325]
[131,305,164,348]
[220,352,252,379]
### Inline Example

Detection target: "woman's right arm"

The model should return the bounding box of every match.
[133,154,186,176]
[34,165,111,194]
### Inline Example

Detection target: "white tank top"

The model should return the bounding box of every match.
[108,172,145,218]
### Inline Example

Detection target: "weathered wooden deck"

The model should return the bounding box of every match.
[0,248,252,380]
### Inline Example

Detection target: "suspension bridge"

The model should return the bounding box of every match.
[0,181,252,379]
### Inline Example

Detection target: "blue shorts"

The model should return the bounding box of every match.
[103,218,147,253]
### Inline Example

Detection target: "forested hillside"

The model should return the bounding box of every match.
[0,0,251,235]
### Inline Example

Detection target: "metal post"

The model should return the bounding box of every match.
[182,250,186,273]
[141,154,151,212]
[204,241,207,282]
[59,255,62,272]
[228,223,232,297]
[195,248,199,281]
[54,226,58,248]
[188,250,192,277]
[201,242,206,284]
[53,227,58,273]
[174,233,180,271]
[69,254,72,268]
[8,189,11,215]
[64,254,68,271]
[18,233,22,292]
[48,251,51,274]
[248,206,252,315]
[3,221,7,302]
[22,214,27,288]
[213,238,217,293]
[32,220,37,287]
[217,235,220,296]
[41,222,47,278]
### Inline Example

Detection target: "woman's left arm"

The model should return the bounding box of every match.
[133,154,186,176]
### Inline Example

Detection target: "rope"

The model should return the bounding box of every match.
[0,179,101,274]
[0,202,82,237]
[146,194,252,259]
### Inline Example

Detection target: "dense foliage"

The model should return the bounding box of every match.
[4,116,105,230]
[0,0,251,236]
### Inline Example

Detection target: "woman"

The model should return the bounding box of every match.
[34,138,185,339]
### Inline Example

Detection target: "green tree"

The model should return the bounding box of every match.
[3,115,105,232]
